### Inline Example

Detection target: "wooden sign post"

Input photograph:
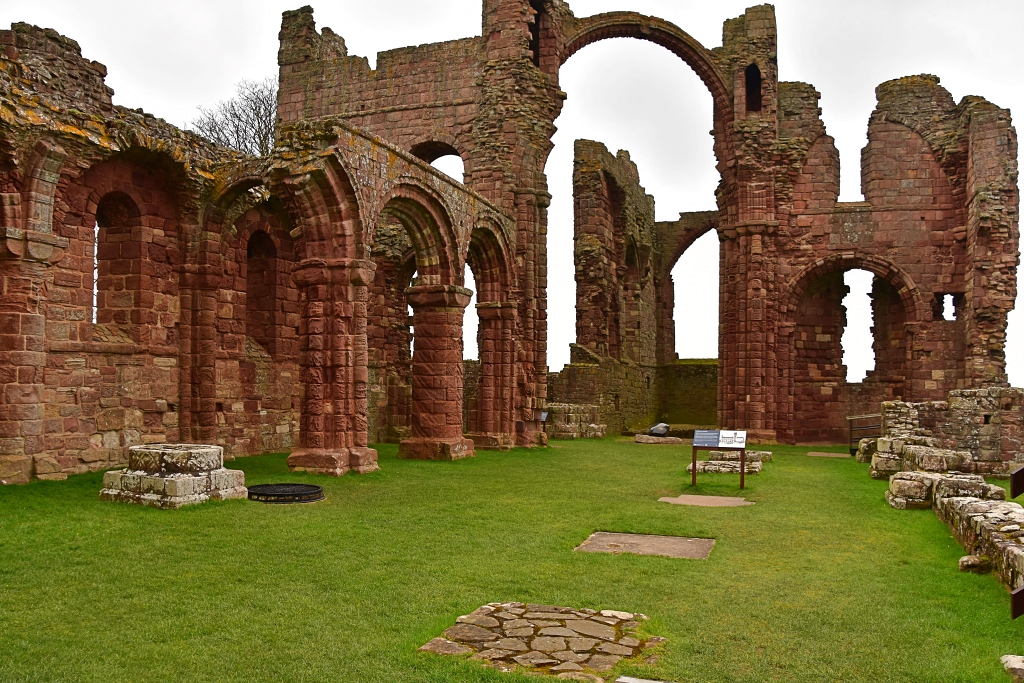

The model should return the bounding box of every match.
[691,429,748,490]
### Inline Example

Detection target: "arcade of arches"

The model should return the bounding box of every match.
[0,1,1017,484]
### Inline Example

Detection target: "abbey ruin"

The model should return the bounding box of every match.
[0,1,1017,483]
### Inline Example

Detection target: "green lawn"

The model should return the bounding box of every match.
[1,439,1020,682]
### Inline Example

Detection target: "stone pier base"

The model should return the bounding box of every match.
[287,447,379,476]
[398,437,476,461]
[100,444,247,509]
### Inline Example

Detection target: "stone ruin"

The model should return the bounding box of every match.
[0,1,1017,484]
[419,602,662,678]
[100,443,246,509]
[859,389,1024,478]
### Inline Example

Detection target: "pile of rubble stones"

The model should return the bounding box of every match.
[686,450,772,475]
[419,602,663,678]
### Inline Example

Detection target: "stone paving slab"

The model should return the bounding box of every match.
[658,494,754,507]
[807,451,850,458]
[420,602,666,678]
[575,532,714,560]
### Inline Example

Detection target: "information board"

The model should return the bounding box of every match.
[692,430,747,448]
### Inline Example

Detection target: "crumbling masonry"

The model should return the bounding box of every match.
[0,1,1017,483]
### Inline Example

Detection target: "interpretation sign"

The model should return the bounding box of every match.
[692,430,747,448]
[690,429,750,490]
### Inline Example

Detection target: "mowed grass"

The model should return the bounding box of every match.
[1,439,1021,682]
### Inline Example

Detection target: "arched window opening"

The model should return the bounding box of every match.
[431,155,465,183]
[745,63,762,113]
[93,191,140,326]
[408,268,418,356]
[672,230,719,360]
[841,269,875,382]
[245,231,278,352]
[464,265,479,360]
[91,220,99,323]
[529,0,545,67]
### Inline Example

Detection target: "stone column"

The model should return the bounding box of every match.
[288,258,378,476]
[467,301,516,450]
[0,230,67,484]
[399,284,476,460]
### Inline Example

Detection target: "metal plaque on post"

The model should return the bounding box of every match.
[690,429,749,490]
[1011,465,1024,500]
[1013,585,1024,620]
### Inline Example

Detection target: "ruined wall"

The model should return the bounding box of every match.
[0,18,517,483]
[1,0,1019,481]
[657,360,718,426]
[876,389,1024,475]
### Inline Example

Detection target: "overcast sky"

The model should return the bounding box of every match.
[3,0,1023,383]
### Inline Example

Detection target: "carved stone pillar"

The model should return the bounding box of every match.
[467,301,516,450]
[288,258,378,476]
[398,284,476,461]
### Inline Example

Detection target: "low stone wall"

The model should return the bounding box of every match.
[543,403,607,440]
[936,496,1024,591]
[657,359,717,425]
[884,470,1024,591]
[862,390,1024,477]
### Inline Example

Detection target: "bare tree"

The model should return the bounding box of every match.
[190,77,278,156]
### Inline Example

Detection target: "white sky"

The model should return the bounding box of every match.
[4,0,1023,383]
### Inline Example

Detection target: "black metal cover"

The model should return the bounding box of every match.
[247,483,325,504]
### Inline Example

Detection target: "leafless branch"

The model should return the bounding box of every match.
[189,77,277,156]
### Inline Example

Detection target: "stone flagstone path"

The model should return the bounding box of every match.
[420,602,665,678]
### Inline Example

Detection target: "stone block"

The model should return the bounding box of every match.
[0,455,32,484]
[1002,655,1024,683]
[708,450,772,463]
[870,453,903,479]
[100,443,245,509]
[634,435,683,445]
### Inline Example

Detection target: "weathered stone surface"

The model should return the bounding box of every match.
[586,654,622,672]
[493,638,529,652]
[958,555,992,573]
[514,652,559,667]
[634,435,683,445]
[457,614,500,628]
[568,638,600,652]
[532,637,567,652]
[0,455,32,485]
[505,627,534,637]
[539,627,578,637]
[552,651,590,663]
[100,444,245,509]
[708,450,772,463]
[885,471,1004,510]
[443,623,498,642]
[686,461,762,475]
[576,532,715,560]
[934,497,1024,591]
[564,620,617,641]
[1002,655,1024,683]
[419,638,474,655]
[423,602,657,676]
